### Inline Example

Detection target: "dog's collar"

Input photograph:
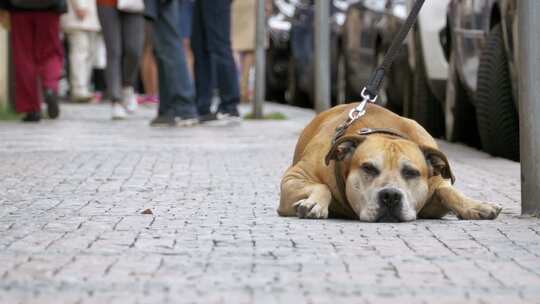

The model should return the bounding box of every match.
[330,127,409,218]
[356,127,409,140]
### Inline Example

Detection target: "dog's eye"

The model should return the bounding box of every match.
[361,163,380,176]
[402,167,421,179]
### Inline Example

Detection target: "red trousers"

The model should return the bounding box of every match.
[11,11,63,113]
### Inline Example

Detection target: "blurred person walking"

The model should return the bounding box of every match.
[62,0,101,103]
[144,0,198,127]
[192,0,241,125]
[0,0,67,122]
[97,0,144,120]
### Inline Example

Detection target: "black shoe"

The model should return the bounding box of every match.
[198,112,218,123]
[150,115,198,127]
[150,115,176,127]
[44,89,60,119]
[199,111,241,126]
[21,112,41,122]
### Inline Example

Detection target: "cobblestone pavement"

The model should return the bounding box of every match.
[0,103,538,304]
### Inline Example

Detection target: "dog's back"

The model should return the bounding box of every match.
[292,103,437,165]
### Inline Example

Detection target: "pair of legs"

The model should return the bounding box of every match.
[97,6,144,103]
[66,30,100,101]
[10,11,63,118]
[191,0,240,116]
[279,171,501,220]
[145,0,198,119]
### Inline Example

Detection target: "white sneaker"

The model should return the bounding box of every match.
[111,103,127,120]
[122,87,138,113]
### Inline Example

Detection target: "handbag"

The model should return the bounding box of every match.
[117,0,145,13]
[9,0,59,9]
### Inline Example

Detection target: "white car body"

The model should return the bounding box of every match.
[407,0,450,83]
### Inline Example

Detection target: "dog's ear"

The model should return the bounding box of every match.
[325,136,366,165]
[420,146,456,184]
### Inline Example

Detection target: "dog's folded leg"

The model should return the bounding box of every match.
[431,177,502,220]
[278,169,332,219]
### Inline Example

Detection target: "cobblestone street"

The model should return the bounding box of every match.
[0,103,538,304]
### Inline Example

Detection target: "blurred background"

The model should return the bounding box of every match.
[265,0,519,161]
[0,0,521,161]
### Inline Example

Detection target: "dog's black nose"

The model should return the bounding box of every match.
[378,188,403,209]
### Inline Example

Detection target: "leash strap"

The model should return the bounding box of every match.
[364,0,426,100]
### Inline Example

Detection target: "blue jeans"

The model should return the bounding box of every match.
[191,0,239,115]
[145,0,197,118]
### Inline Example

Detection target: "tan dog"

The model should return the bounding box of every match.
[278,103,502,222]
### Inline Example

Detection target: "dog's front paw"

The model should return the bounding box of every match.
[457,201,502,220]
[293,199,329,219]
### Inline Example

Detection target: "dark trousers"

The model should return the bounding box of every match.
[11,11,63,113]
[191,0,240,115]
[147,0,197,118]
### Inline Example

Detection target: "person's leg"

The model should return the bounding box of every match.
[201,0,240,115]
[151,0,197,120]
[97,6,122,102]
[35,11,63,93]
[240,51,254,103]
[120,12,144,89]
[191,0,214,116]
[10,12,40,116]
[68,31,92,100]
[85,31,99,98]
[178,0,194,76]
[119,12,144,112]
[34,11,63,119]
[141,21,159,100]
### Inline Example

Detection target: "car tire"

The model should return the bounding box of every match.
[475,24,519,161]
[445,51,480,147]
[285,57,311,107]
[411,32,445,138]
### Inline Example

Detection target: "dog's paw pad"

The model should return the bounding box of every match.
[293,199,328,219]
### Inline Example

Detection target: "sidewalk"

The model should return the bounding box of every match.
[0,103,537,304]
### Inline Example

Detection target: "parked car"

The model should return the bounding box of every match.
[266,0,297,102]
[339,0,410,113]
[286,0,352,107]
[446,0,519,160]
[404,0,451,137]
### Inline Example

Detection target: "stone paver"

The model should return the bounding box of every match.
[0,103,538,304]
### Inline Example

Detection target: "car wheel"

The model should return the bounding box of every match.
[411,31,445,138]
[445,50,480,147]
[285,57,311,107]
[475,24,519,161]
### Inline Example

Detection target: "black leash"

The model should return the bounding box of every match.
[331,0,426,145]
[364,0,426,100]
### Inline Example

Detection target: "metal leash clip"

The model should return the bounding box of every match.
[347,87,378,124]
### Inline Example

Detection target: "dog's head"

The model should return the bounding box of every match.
[325,131,454,222]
